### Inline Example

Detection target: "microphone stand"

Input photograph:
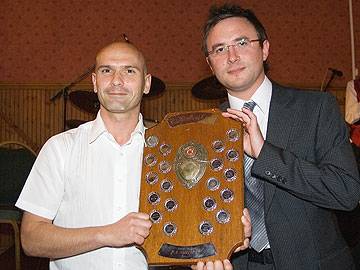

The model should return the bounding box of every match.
[50,65,95,131]
[322,71,337,92]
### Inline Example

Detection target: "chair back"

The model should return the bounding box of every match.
[0,141,36,206]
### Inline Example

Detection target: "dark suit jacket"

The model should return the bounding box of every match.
[226,83,360,270]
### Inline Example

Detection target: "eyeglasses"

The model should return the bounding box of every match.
[207,37,261,57]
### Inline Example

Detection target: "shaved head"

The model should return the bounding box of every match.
[95,42,148,74]
[91,41,151,117]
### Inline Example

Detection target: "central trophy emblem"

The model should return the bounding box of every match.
[175,141,207,189]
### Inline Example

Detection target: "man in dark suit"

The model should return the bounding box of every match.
[196,3,360,270]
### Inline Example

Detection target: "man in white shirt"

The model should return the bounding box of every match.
[16,41,153,269]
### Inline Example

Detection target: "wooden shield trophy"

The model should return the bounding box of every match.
[139,109,244,266]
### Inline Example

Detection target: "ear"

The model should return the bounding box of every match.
[91,72,98,93]
[262,40,270,61]
[143,74,152,95]
[206,57,215,74]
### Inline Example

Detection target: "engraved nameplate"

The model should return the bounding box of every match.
[158,243,216,259]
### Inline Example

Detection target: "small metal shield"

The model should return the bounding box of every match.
[175,141,207,189]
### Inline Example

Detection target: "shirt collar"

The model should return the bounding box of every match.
[228,76,272,114]
[134,114,146,139]
[88,112,145,144]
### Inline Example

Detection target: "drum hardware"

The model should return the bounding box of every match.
[50,65,95,131]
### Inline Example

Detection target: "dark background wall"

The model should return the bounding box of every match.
[1,0,359,88]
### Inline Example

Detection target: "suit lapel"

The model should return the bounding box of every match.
[263,84,295,214]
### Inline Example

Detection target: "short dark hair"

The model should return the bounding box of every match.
[202,3,268,56]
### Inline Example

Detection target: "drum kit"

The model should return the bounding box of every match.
[64,75,224,129]
[63,76,166,129]
[52,69,225,131]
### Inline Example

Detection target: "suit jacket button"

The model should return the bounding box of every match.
[278,176,286,184]
[265,170,271,176]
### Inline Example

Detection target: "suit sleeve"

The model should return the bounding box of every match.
[252,93,360,211]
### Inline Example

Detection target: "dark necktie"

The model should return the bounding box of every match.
[243,100,269,252]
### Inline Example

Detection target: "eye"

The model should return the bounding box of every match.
[126,68,136,74]
[237,38,249,47]
[214,46,226,54]
[100,68,112,74]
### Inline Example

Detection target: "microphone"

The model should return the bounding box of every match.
[328,68,343,77]
[123,33,130,43]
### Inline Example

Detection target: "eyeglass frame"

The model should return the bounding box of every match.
[206,37,262,57]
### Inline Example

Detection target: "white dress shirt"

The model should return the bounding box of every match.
[16,112,148,270]
[345,80,360,124]
[228,76,272,139]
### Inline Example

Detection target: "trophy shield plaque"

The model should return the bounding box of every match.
[139,109,244,266]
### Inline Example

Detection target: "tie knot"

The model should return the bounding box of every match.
[243,100,256,111]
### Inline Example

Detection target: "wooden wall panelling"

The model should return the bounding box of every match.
[0,84,346,153]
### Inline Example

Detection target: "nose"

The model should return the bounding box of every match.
[227,45,240,64]
[111,71,125,86]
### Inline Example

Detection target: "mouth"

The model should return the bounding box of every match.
[106,88,129,97]
[108,92,128,96]
[227,66,245,75]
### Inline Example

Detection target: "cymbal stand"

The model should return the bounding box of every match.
[50,65,95,131]
[322,72,336,92]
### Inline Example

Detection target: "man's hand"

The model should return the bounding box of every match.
[234,208,251,252]
[222,107,264,159]
[20,211,152,259]
[191,259,233,270]
[100,212,152,247]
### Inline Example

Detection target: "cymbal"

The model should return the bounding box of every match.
[66,119,86,129]
[191,76,227,100]
[69,90,99,114]
[144,76,166,98]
